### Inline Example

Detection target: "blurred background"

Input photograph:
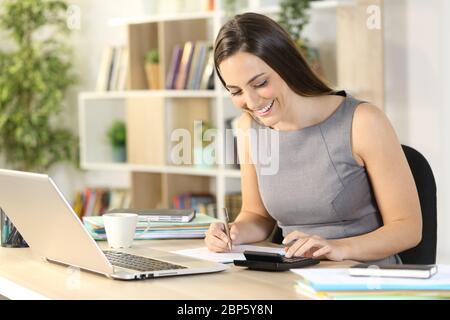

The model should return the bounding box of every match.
[1,0,449,263]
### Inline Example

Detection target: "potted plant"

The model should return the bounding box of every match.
[0,0,78,172]
[107,120,127,162]
[0,0,78,248]
[145,49,161,89]
[278,0,324,77]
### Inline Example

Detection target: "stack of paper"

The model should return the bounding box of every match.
[291,265,450,300]
[83,213,221,240]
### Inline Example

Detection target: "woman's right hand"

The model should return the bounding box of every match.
[205,222,239,252]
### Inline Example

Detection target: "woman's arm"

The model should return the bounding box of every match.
[283,103,422,261]
[337,103,422,261]
[204,113,275,252]
[232,112,275,244]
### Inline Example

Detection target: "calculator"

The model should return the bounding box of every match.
[233,250,320,271]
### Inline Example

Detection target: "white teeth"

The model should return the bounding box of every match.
[258,100,274,114]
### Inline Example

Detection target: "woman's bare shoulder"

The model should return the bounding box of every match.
[353,102,392,135]
[353,102,398,162]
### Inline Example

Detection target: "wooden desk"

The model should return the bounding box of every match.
[0,239,355,300]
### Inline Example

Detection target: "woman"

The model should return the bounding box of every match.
[205,13,422,264]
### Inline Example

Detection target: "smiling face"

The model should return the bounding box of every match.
[219,51,292,127]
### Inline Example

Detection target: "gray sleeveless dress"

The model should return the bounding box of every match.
[249,92,402,265]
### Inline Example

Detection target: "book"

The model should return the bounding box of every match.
[187,41,210,90]
[349,263,438,279]
[105,208,196,223]
[96,46,114,91]
[106,47,117,91]
[72,191,84,217]
[294,282,450,300]
[186,41,203,90]
[175,41,195,90]
[83,213,221,240]
[72,188,131,218]
[116,46,129,91]
[166,45,183,89]
[291,266,450,291]
[193,43,210,89]
[199,46,214,90]
[109,46,122,91]
[172,193,215,215]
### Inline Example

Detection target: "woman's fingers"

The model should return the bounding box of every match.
[312,245,331,258]
[282,230,310,246]
[205,223,231,252]
[290,238,324,258]
[285,237,309,258]
[211,225,230,242]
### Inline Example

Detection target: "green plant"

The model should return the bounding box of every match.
[223,0,237,17]
[277,0,311,52]
[0,0,78,172]
[145,49,159,64]
[107,120,126,148]
[278,0,324,75]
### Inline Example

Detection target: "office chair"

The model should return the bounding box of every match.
[271,144,437,264]
[398,145,437,264]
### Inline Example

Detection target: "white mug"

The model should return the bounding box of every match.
[103,213,151,249]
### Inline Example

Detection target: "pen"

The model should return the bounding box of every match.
[222,208,232,251]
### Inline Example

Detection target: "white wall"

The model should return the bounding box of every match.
[384,0,450,263]
[439,0,450,264]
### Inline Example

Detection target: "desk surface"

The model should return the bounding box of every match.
[0,239,355,300]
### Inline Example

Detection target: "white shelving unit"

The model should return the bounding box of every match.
[78,1,243,216]
[78,0,383,218]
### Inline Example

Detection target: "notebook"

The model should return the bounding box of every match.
[291,265,450,291]
[83,213,219,240]
[349,263,438,279]
[106,208,195,223]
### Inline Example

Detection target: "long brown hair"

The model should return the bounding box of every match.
[214,12,334,97]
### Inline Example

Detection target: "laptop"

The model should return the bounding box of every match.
[0,169,228,280]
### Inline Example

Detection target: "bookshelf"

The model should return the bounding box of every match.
[78,0,384,219]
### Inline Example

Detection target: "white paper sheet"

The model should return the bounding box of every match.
[171,245,285,263]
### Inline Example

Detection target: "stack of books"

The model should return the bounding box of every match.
[96,45,129,91]
[172,193,216,216]
[291,266,450,300]
[72,188,131,218]
[166,41,214,90]
[83,213,221,240]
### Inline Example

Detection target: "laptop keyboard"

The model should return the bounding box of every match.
[103,251,187,272]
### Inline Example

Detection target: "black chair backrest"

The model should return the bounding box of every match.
[271,145,437,264]
[399,145,437,264]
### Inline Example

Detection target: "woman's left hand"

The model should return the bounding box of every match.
[282,231,348,262]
